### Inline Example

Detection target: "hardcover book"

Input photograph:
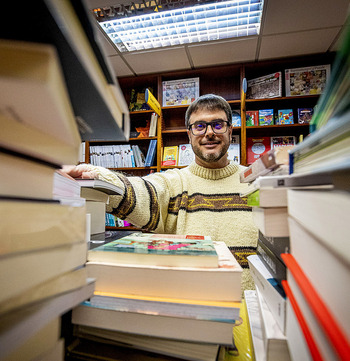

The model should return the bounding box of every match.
[297,108,314,124]
[162,146,178,166]
[258,231,289,263]
[162,77,199,107]
[87,232,219,268]
[247,72,282,99]
[277,109,294,125]
[145,139,157,167]
[177,144,195,166]
[259,109,274,126]
[246,137,271,165]
[285,65,331,96]
[246,110,259,126]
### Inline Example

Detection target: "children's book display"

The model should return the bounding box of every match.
[162,146,178,166]
[259,109,274,125]
[246,110,259,126]
[277,109,294,125]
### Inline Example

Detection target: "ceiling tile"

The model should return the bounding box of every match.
[123,47,192,75]
[259,28,341,60]
[188,38,258,67]
[107,55,134,77]
[262,0,350,35]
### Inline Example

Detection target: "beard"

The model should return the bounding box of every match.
[191,137,230,163]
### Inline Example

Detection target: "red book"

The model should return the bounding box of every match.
[246,111,259,126]
[246,137,271,165]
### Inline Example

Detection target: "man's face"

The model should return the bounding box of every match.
[187,109,233,169]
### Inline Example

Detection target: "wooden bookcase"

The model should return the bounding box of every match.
[84,52,335,173]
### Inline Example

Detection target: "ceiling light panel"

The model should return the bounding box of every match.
[98,0,264,52]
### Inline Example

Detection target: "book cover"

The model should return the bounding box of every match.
[246,137,271,165]
[129,87,152,111]
[277,109,294,125]
[227,135,240,164]
[285,65,331,96]
[162,146,178,166]
[297,108,314,124]
[86,241,243,302]
[259,109,274,126]
[247,72,282,99]
[88,232,219,268]
[271,136,296,149]
[162,77,199,107]
[178,144,195,166]
[246,110,259,126]
[231,110,241,126]
[75,178,123,195]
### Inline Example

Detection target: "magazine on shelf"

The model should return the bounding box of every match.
[162,77,199,107]
[285,65,331,96]
[247,72,282,99]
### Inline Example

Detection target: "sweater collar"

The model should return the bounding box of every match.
[188,161,239,180]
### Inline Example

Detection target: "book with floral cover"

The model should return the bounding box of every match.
[88,232,219,268]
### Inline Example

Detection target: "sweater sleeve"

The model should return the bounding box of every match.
[82,164,170,232]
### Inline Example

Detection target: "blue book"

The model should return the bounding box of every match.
[145,139,157,166]
[88,232,219,268]
[259,109,274,125]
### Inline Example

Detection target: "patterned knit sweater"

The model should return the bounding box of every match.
[84,161,258,293]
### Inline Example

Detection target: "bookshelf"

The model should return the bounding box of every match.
[83,52,335,173]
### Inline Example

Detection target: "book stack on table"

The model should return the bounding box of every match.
[69,232,244,361]
[0,41,94,361]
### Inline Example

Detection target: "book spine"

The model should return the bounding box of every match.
[258,231,289,263]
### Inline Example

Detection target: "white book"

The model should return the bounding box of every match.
[178,144,195,166]
[75,178,123,195]
[252,206,289,237]
[247,255,286,333]
[256,287,291,361]
[287,188,350,266]
[288,216,350,339]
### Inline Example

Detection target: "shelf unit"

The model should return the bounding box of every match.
[84,52,334,174]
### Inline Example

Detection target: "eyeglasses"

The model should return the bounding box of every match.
[188,120,230,136]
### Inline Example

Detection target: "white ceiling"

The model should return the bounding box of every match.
[85,0,350,77]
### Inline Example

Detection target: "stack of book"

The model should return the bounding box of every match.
[70,232,244,360]
[281,20,350,357]
[0,40,94,360]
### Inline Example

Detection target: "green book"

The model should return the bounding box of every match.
[88,232,218,268]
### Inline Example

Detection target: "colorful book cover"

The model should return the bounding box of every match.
[231,110,241,127]
[246,137,271,164]
[162,146,178,166]
[277,109,294,125]
[178,144,195,166]
[246,111,259,126]
[259,109,274,126]
[285,65,331,96]
[88,233,219,268]
[162,78,199,107]
[297,108,314,124]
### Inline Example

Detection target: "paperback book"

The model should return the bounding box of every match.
[227,135,240,164]
[270,136,296,148]
[162,146,178,166]
[177,144,195,166]
[246,137,271,165]
[87,232,219,268]
[232,110,241,126]
[246,110,259,126]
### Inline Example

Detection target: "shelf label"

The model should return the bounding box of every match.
[145,88,161,116]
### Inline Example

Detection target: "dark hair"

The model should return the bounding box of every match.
[185,94,232,128]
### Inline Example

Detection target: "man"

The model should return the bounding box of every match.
[64,94,258,290]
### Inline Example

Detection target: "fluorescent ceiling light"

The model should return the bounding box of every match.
[96,0,264,53]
